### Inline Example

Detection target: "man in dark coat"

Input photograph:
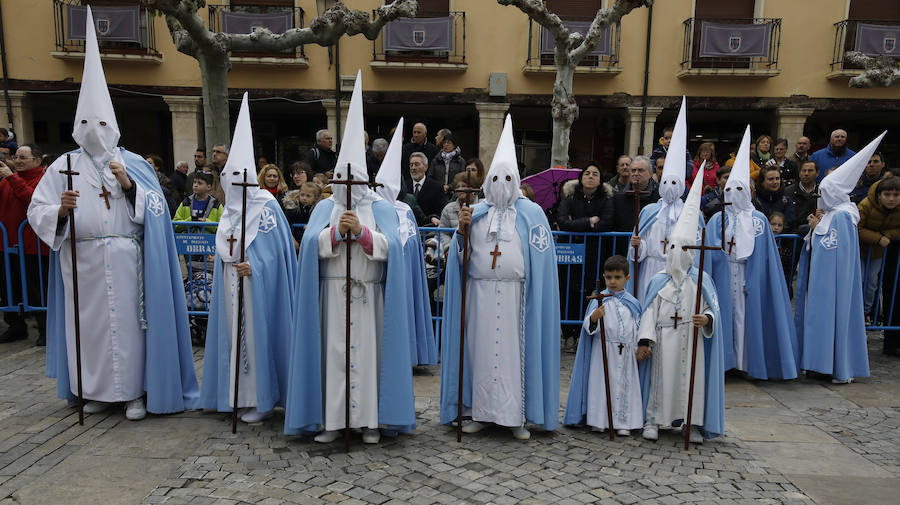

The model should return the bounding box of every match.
[401,123,439,193]
[409,152,446,226]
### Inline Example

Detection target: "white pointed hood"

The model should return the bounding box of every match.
[215,92,274,262]
[482,114,522,242]
[376,117,404,203]
[331,70,376,220]
[649,97,688,258]
[816,131,888,235]
[73,6,120,168]
[724,125,756,259]
[666,168,704,284]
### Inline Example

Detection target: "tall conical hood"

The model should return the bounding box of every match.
[816,130,888,234]
[332,70,372,210]
[215,92,273,262]
[483,114,521,209]
[725,125,754,213]
[375,117,404,203]
[666,168,704,283]
[72,6,120,165]
[659,96,688,205]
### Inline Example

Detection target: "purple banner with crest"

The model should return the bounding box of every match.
[698,22,770,58]
[221,11,293,35]
[541,21,611,56]
[385,17,452,52]
[855,23,900,57]
[66,5,140,43]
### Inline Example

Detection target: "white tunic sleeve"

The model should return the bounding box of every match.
[700,298,714,340]
[637,296,659,345]
[128,181,147,225]
[26,162,67,251]
[363,228,389,262]
[318,227,339,258]
[582,300,599,336]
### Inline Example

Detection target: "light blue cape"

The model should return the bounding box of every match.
[439,198,561,430]
[401,207,437,365]
[200,200,296,413]
[45,148,200,413]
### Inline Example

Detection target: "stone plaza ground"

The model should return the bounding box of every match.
[1,322,899,505]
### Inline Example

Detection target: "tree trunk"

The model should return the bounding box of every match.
[197,49,231,150]
[551,51,577,168]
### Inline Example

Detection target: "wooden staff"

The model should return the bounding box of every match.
[680,227,720,450]
[230,168,258,434]
[329,164,371,453]
[60,154,84,425]
[624,186,649,298]
[586,281,616,441]
[455,171,480,442]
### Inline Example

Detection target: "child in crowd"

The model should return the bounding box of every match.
[173,171,222,232]
[857,176,900,322]
[563,256,644,436]
[768,211,795,297]
[313,173,332,200]
[282,181,321,249]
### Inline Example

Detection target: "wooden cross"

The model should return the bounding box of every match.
[455,170,482,443]
[671,309,682,329]
[719,199,732,253]
[661,237,669,255]
[61,155,85,426]
[490,244,502,269]
[726,235,737,255]
[98,185,112,210]
[625,186,650,299]
[586,282,616,441]
[226,234,237,256]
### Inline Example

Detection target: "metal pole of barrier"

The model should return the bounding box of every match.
[0,222,12,313]
[888,242,900,329]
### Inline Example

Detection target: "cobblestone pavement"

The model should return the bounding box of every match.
[1,321,899,505]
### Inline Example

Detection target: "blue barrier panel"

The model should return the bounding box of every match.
[17,220,48,313]
[172,221,218,317]
[0,222,16,314]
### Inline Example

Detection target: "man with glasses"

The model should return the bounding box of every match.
[0,144,48,345]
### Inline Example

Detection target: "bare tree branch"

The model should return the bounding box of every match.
[571,0,651,63]
[498,0,567,41]
[845,51,900,88]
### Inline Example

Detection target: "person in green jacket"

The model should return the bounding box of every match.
[173,171,223,233]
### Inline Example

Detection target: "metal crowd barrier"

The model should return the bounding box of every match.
[3,219,900,335]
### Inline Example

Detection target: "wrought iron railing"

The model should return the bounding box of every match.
[526,16,621,69]
[52,0,160,57]
[680,17,781,72]
[372,11,466,65]
[208,3,306,58]
[831,19,900,72]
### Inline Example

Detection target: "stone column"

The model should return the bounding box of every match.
[775,107,815,144]
[162,95,202,168]
[321,99,349,144]
[0,91,34,145]
[475,102,510,168]
[623,106,663,158]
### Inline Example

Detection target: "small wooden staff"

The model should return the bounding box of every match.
[455,171,481,443]
[230,168,258,434]
[624,186,649,298]
[329,164,372,453]
[586,281,616,441]
[680,227,720,450]
[60,154,84,425]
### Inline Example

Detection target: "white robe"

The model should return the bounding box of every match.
[585,297,643,430]
[629,218,671,304]
[224,263,257,408]
[638,277,713,428]
[27,151,147,402]
[464,208,526,427]
[318,201,388,431]
[728,258,748,372]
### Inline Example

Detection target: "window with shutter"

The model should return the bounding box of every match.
[849,0,900,20]
[693,0,755,19]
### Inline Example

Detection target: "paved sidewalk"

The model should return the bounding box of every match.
[1,322,899,505]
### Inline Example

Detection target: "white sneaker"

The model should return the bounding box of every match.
[125,398,146,421]
[616,429,631,437]
[511,426,531,440]
[461,420,486,434]
[361,428,381,444]
[240,408,272,423]
[314,430,340,443]
[831,377,853,384]
[83,401,110,414]
[642,424,658,441]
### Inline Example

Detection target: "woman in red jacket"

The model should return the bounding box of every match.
[689,141,720,193]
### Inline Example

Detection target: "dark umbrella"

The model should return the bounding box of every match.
[522,167,582,210]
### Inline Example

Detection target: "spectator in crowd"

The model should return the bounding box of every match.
[851,152,887,203]
[784,160,820,236]
[171,160,189,203]
[650,125,692,179]
[792,136,811,167]
[435,172,483,258]
[183,146,213,195]
[0,144,48,345]
[857,176,900,323]
[767,138,798,186]
[612,156,660,232]
[701,165,731,221]
[0,128,19,154]
[520,183,535,201]
[755,165,797,231]
[306,129,337,176]
[810,129,856,182]
[750,134,773,181]
[173,171,222,233]
[409,152,446,226]
[463,157,486,191]
[768,211,795,296]
[0,145,11,160]
[257,156,268,173]
[367,137,388,182]
[145,154,178,214]
[689,142,719,192]
[653,156,664,182]
[282,181,321,248]
[312,172,332,199]
[607,155,631,194]
[258,163,288,205]
[194,147,207,171]
[287,160,313,190]
[430,133,465,194]
[401,123,439,192]
[435,128,451,149]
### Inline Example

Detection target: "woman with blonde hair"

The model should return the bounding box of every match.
[258,163,288,203]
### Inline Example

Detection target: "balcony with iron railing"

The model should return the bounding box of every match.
[829,19,900,79]
[524,17,621,75]
[208,3,308,67]
[370,11,466,72]
[51,0,161,63]
[678,17,781,78]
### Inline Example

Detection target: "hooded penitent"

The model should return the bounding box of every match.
[666,163,704,284]
[375,117,412,243]
[215,92,274,263]
[482,114,521,243]
[723,125,756,259]
[330,70,377,224]
[650,96,688,250]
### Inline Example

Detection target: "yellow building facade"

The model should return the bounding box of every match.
[0,0,898,174]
